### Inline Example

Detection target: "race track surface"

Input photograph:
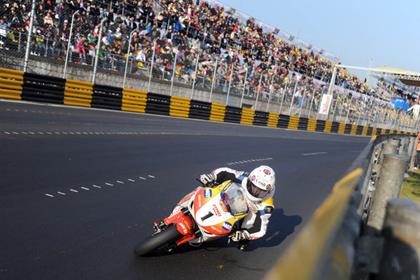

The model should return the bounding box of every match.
[0,101,369,280]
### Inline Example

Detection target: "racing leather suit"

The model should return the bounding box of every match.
[210,167,274,240]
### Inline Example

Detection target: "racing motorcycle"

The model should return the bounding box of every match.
[134,180,249,256]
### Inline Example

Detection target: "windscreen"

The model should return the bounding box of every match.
[222,183,249,215]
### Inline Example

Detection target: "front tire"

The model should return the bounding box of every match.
[134,225,182,256]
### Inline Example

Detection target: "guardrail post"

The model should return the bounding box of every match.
[399,137,409,156]
[409,137,417,169]
[378,198,420,280]
[382,139,399,156]
[368,153,409,231]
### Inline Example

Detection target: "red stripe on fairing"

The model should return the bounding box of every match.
[193,188,205,215]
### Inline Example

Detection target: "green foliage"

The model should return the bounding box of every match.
[401,170,420,204]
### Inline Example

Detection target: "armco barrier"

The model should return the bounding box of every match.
[0,68,24,100]
[0,67,415,137]
[189,100,211,120]
[324,120,333,133]
[146,92,170,115]
[224,106,242,124]
[267,112,279,128]
[122,88,147,113]
[64,79,93,107]
[298,117,309,130]
[331,121,340,133]
[170,96,190,118]
[288,115,300,130]
[263,135,414,280]
[92,84,122,110]
[307,118,317,132]
[209,103,226,122]
[278,114,290,129]
[240,108,255,125]
[264,168,363,280]
[253,111,269,126]
[22,72,65,104]
[316,120,326,132]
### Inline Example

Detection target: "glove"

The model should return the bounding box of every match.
[199,173,216,186]
[230,230,250,242]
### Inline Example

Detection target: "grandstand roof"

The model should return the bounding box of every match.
[373,67,420,87]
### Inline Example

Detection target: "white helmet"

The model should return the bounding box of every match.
[244,165,276,203]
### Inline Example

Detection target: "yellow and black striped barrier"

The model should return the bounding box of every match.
[0,68,24,100]
[64,79,93,107]
[263,168,363,280]
[0,67,415,137]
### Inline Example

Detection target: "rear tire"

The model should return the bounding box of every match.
[134,225,182,256]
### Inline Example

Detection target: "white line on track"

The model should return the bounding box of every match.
[116,180,125,184]
[139,177,146,180]
[45,193,54,198]
[57,192,66,196]
[12,132,18,134]
[81,187,90,191]
[92,185,102,189]
[302,152,328,156]
[227,157,273,166]
[105,182,114,186]
[128,179,135,182]
[148,175,155,179]
[70,189,79,193]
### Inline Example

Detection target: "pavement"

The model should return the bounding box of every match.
[0,101,369,280]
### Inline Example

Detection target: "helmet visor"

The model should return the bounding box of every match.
[247,180,269,199]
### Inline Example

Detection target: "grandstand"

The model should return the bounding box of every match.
[0,0,418,128]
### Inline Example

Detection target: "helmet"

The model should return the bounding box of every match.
[244,165,275,203]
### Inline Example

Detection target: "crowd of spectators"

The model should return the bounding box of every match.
[0,1,346,89]
[0,0,417,125]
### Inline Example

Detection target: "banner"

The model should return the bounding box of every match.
[318,94,333,115]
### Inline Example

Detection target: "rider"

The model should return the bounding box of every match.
[199,165,275,250]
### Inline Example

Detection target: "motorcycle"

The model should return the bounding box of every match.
[134,180,249,256]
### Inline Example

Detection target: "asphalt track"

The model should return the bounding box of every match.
[0,101,369,280]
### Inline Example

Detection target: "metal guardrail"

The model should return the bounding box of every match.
[263,134,417,280]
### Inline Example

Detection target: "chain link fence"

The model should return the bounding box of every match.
[0,0,417,131]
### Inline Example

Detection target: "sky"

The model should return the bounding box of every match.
[218,0,420,76]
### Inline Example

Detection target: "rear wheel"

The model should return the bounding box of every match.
[134,225,182,256]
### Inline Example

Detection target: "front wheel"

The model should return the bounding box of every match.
[134,224,182,256]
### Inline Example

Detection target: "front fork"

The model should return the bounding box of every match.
[155,208,202,246]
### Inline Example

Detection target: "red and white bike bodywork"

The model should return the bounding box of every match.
[134,181,249,256]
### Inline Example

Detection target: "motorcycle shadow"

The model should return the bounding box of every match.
[247,208,302,251]
[146,208,302,256]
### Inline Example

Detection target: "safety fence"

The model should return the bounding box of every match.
[0,67,415,137]
[263,135,418,280]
